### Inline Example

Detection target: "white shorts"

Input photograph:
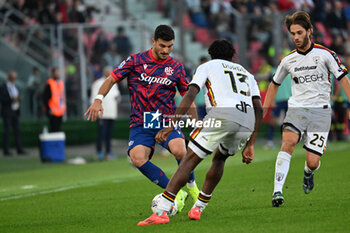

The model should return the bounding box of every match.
[188,118,252,159]
[283,107,331,156]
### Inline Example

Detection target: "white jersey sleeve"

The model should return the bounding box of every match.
[325,51,348,80]
[273,59,289,85]
[189,63,208,90]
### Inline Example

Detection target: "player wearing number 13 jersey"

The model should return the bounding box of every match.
[190,53,260,132]
[263,11,350,207]
[138,39,263,226]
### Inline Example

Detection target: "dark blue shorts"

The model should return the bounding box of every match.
[128,126,184,159]
[271,101,288,118]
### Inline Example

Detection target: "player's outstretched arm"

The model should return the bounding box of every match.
[85,75,116,121]
[155,85,199,143]
[187,102,198,122]
[262,82,279,118]
[340,76,350,118]
[242,98,263,164]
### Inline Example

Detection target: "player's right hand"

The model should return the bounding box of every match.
[155,127,173,143]
[242,145,254,164]
[84,100,103,121]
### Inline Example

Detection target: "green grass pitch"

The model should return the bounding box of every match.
[0,141,349,233]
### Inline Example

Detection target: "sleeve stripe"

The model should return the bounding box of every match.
[337,71,348,81]
[272,80,281,86]
[314,44,343,68]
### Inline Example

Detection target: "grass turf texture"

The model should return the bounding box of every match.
[0,142,349,233]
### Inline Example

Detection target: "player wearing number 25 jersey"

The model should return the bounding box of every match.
[263,11,350,207]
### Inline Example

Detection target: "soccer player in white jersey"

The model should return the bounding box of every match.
[138,39,263,226]
[263,11,350,207]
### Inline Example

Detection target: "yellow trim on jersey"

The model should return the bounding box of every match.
[287,49,296,56]
[190,127,202,140]
[205,80,216,106]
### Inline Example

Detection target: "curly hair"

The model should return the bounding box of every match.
[208,39,235,60]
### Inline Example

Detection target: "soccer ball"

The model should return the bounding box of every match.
[151,193,178,216]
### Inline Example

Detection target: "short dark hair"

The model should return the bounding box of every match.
[154,25,175,41]
[285,11,313,34]
[208,39,235,60]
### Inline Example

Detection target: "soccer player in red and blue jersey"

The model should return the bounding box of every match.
[85,25,199,211]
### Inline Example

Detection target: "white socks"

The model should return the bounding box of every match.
[156,192,174,215]
[273,151,292,194]
[192,191,211,212]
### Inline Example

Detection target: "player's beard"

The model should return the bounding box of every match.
[154,48,169,61]
[295,34,310,50]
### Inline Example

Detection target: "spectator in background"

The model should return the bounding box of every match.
[311,0,327,23]
[91,30,111,65]
[27,67,41,117]
[43,68,66,132]
[293,0,314,12]
[90,66,121,160]
[0,70,26,156]
[326,0,347,38]
[102,43,121,68]
[277,0,295,11]
[113,26,133,60]
[330,34,345,56]
[331,77,347,141]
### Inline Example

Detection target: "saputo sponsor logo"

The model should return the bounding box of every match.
[139,73,173,85]
[294,66,317,72]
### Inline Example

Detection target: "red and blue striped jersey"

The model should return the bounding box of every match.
[111,49,188,127]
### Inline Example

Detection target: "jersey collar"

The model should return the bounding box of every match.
[296,43,314,55]
[148,48,171,64]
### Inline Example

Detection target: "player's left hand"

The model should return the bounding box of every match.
[242,145,254,164]
[155,127,173,143]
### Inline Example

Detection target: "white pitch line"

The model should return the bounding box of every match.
[0,182,98,201]
[0,176,144,202]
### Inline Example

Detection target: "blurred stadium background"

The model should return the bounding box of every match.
[1,1,350,232]
[0,0,349,146]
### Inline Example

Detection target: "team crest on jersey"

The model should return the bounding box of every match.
[164,67,174,76]
[313,56,320,64]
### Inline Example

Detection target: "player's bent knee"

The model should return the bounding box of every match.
[170,147,187,160]
[281,141,297,155]
[306,160,319,170]
[129,155,148,168]
[213,150,229,163]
